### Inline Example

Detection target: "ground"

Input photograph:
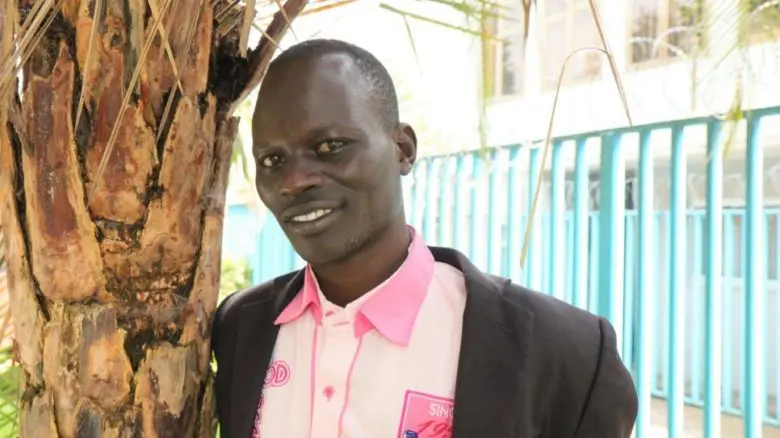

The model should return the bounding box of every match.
[647,397,780,438]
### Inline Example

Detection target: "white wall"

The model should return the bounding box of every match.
[485,0,780,154]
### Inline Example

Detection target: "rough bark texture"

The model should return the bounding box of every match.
[0,0,306,436]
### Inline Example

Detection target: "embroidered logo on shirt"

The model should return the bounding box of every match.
[264,360,291,387]
[396,390,454,438]
[253,361,292,438]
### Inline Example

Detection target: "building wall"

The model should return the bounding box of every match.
[485,0,780,151]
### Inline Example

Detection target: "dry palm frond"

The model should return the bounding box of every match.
[72,0,102,130]
[0,0,62,99]
[156,1,206,143]
[87,0,178,204]
[239,0,256,56]
[147,0,186,93]
[273,0,299,42]
[227,0,309,115]
[519,0,633,267]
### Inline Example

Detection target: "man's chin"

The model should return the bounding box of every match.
[290,235,361,267]
[289,239,338,266]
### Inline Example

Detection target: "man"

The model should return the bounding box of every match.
[212,39,638,438]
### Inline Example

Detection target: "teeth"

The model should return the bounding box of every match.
[291,209,333,223]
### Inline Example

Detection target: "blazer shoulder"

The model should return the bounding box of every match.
[212,271,296,353]
[499,277,606,355]
[215,277,277,322]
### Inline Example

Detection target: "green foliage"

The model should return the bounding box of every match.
[0,232,5,270]
[219,257,253,300]
[0,348,18,437]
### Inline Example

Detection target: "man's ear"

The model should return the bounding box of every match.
[394,123,417,176]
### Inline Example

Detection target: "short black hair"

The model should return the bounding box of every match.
[265,38,400,130]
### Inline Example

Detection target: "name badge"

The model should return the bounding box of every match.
[397,390,454,438]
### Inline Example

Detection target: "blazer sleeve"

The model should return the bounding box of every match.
[213,292,238,436]
[574,317,638,438]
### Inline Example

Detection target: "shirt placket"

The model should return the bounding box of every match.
[310,306,360,438]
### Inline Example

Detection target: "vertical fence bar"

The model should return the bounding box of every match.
[408,164,418,225]
[740,210,748,414]
[551,141,565,300]
[413,161,427,231]
[623,213,636,371]
[775,211,780,426]
[527,148,542,290]
[488,150,502,274]
[652,212,663,397]
[704,120,723,438]
[508,148,522,284]
[744,115,765,438]
[598,133,626,352]
[566,214,575,304]
[402,167,413,219]
[424,159,438,242]
[589,213,600,313]
[440,157,456,247]
[691,213,703,405]
[723,213,734,414]
[453,155,466,251]
[573,138,589,309]
[660,211,671,396]
[469,156,481,262]
[636,129,655,438]
[668,125,687,438]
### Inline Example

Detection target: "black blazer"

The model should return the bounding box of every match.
[212,246,638,438]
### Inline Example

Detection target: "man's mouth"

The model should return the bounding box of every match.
[290,208,334,223]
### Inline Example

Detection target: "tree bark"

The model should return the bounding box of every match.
[0,0,306,436]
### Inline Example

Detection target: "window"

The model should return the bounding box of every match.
[485,1,527,97]
[629,0,704,64]
[540,0,602,89]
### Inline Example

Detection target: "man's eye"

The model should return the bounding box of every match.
[260,155,284,168]
[315,140,346,155]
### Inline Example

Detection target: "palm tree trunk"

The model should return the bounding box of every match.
[0,1,305,436]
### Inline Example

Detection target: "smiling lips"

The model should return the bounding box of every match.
[290,208,334,223]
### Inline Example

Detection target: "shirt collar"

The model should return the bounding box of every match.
[274,226,435,346]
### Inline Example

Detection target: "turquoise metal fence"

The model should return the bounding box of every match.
[224,106,780,438]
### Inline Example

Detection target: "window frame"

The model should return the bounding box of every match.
[483,1,527,99]
[626,0,706,68]
[539,0,604,90]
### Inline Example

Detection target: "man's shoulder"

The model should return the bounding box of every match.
[489,273,607,349]
[214,271,298,324]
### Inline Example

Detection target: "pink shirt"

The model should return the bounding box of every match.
[252,228,467,438]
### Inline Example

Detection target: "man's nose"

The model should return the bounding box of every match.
[279,158,324,196]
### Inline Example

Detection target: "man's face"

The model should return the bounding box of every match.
[252,53,416,265]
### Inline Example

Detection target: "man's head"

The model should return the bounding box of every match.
[252,39,417,266]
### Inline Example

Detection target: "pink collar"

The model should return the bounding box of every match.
[274,227,435,346]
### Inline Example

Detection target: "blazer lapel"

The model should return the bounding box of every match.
[229,271,304,438]
[430,247,535,438]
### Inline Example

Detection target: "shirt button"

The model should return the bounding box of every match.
[323,386,335,400]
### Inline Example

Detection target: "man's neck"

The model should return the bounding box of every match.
[311,221,411,307]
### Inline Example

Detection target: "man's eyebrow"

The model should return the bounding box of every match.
[252,141,277,155]
[301,123,361,144]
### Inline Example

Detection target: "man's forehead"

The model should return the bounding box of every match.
[253,54,373,128]
[261,52,365,98]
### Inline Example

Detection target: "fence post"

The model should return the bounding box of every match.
[598,133,626,355]
[636,129,655,438]
[704,119,723,438]
[744,114,765,438]
[668,124,687,438]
